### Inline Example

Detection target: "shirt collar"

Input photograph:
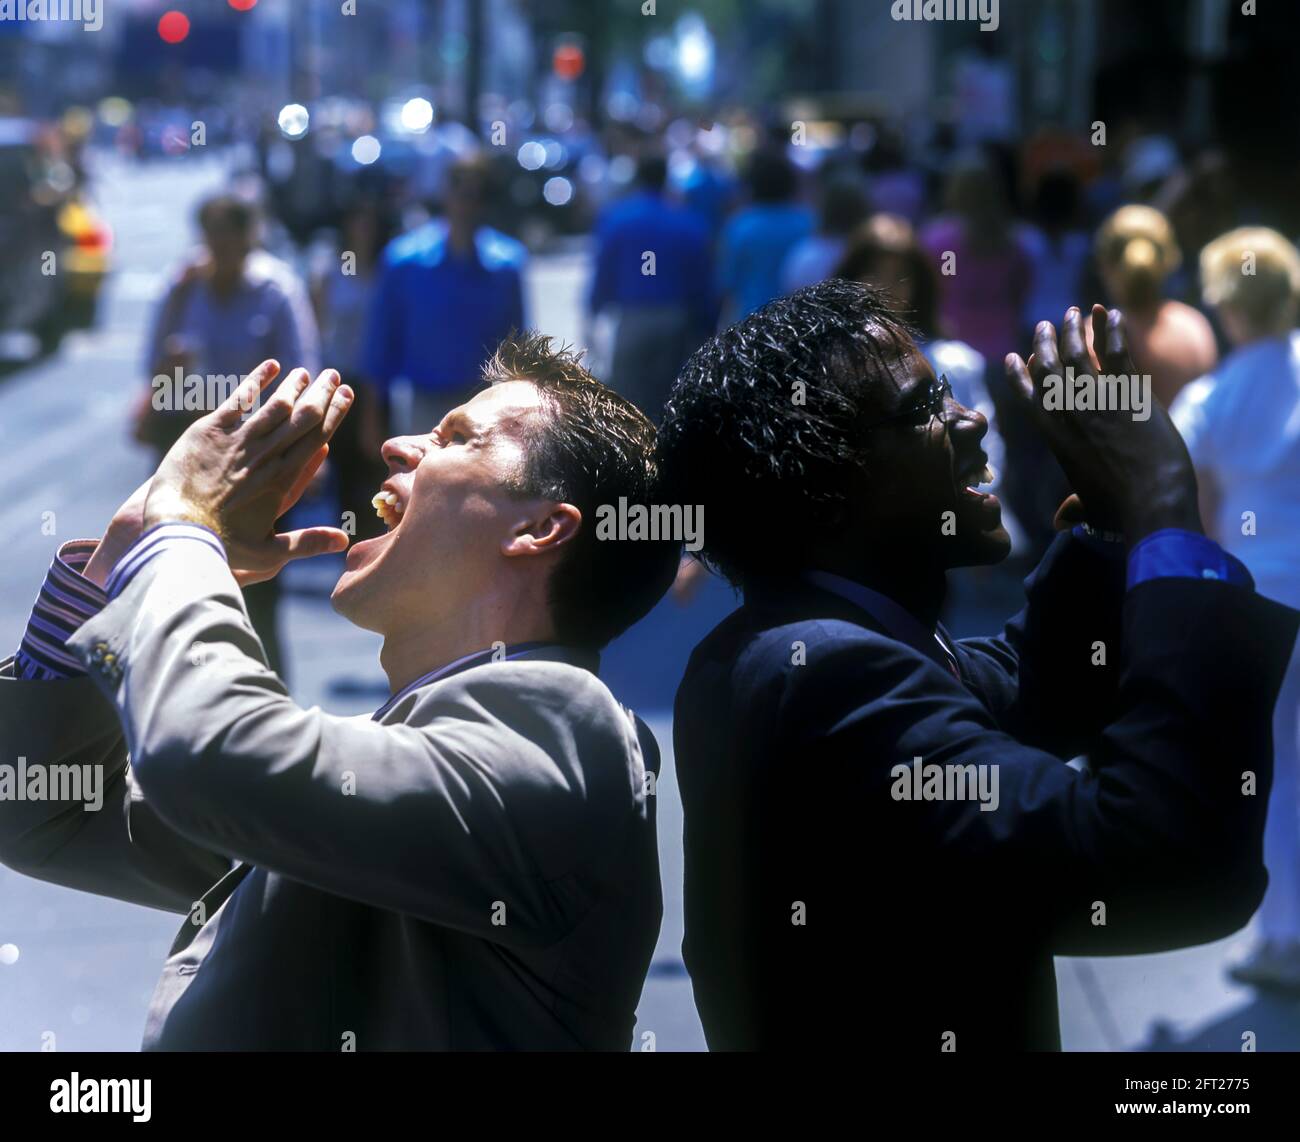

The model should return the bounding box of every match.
[409,220,487,270]
[803,570,958,676]
[371,640,593,721]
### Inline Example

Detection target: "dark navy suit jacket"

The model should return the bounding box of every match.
[674,533,1298,1051]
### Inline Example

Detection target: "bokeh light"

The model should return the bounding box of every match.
[98,96,132,128]
[542,176,573,206]
[277,103,310,139]
[157,11,190,44]
[516,141,546,171]
[351,135,382,165]
[399,98,434,134]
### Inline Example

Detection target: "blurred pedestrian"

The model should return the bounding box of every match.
[1093,204,1216,408]
[587,154,715,421]
[781,174,869,293]
[311,194,399,539]
[920,154,1032,366]
[1171,226,1300,990]
[360,153,526,436]
[135,193,319,677]
[717,148,813,321]
[862,129,926,225]
[1019,168,1090,338]
[677,144,737,238]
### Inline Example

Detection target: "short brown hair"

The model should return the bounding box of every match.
[446,152,492,195]
[197,193,258,236]
[483,331,680,649]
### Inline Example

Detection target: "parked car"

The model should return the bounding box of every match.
[55,194,111,331]
[0,118,110,355]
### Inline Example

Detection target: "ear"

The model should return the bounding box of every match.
[501,502,582,559]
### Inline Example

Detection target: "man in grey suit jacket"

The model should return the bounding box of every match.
[0,332,680,1050]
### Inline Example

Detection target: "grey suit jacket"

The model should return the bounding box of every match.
[0,538,663,1050]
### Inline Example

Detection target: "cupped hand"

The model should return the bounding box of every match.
[142,359,355,586]
[1004,305,1201,541]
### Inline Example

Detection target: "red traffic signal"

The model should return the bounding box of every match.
[158,10,191,44]
[553,42,585,82]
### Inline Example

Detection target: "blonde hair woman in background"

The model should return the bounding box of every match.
[1172,226,1300,991]
[1095,205,1217,408]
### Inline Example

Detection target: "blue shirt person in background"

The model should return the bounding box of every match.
[588,154,715,421]
[717,148,814,321]
[781,173,870,293]
[362,154,526,436]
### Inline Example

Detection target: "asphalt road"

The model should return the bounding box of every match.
[0,151,1289,1052]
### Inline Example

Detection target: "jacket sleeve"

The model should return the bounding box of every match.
[781,576,1297,955]
[0,657,232,914]
[66,538,649,951]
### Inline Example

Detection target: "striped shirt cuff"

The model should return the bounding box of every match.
[15,540,109,680]
[105,522,228,601]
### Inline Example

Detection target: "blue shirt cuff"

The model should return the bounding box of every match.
[106,522,228,601]
[15,540,109,680]
[1126,528,1254,591]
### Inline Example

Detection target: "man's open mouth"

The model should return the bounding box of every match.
[371,484,408,531]
[956,458,996,502]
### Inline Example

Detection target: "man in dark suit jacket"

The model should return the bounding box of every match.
[656,279,1299,1051]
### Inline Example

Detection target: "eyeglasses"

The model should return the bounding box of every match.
[863,374,953,432]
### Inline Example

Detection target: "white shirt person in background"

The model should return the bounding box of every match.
[1172,225,1300,992]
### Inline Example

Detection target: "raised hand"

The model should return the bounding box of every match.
[1004,305,1202,541]
[142,359,355,585]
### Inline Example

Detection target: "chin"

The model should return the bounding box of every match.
[960,526,1013,567]
[329,569,382,631]
[947,495,1013,568]
[329,530,395,623]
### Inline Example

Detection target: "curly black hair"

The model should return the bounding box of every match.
[656,278,916,586]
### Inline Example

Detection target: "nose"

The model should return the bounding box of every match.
[381,435,422,475]
[947,399,989,445]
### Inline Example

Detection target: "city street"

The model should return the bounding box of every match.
[0,152,1293,1053]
